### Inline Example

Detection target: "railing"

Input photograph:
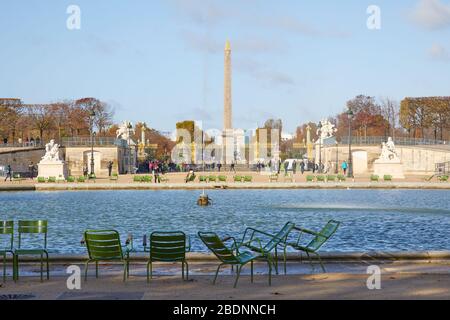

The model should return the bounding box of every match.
[339,136,449,146]
[61,137,128,148]
[0,142,43,148]
[436,162,450,176]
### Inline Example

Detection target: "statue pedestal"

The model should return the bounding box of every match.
[38,161,67,180]
[373,159,405,179]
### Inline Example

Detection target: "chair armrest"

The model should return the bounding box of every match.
[293,226,320,236]
[241,227,276,244]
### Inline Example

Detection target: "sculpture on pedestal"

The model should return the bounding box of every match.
[373,137,405,179]
[38,139,67,179]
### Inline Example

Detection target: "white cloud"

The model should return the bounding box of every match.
[410,0,450,30]
[428,43,450,60]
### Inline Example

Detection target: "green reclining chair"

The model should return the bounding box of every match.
[235,222,295,275]
[198,232,271,288]
[287,220,340,272]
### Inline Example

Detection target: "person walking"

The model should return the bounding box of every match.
[83,163,88,177]
[4,165,12,182]
[283,160,289,176]
[300,161,305,175]
[341,161,348,175]
[217,162,222,172]
[230,161,236,173]
[292,160,297,175]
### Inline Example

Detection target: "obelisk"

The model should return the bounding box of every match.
[224,40,232,130]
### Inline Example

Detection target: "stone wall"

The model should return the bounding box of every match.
[0,147,44,175]
[322,145,450,175]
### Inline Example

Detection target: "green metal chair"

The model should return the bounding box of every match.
[145,231,190,282]
[234,176,243,182]
[236,222,295,275]
[198,232,270,288]
[287,220,340,272]
[1,221,14,282]
[208,176,217,183]
[14,220,49,282]
[83,230,132,281]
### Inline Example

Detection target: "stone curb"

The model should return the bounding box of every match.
[7,251,450,262]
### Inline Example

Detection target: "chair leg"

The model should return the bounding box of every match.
[274,248,279,275]
[213,264,223,285]
[146,261,152,283]
[305,252,314,272]
[123,261,127,282]
[95,261,99,278]
[250,261,254,283]
[267,259,272,286]
[40,253,43,282]
[3,253,6,282]
[315,253,326,273]
[45,251,49,280]
[185,261,189,281]
[182,261,185,280]
[84,260,90,281]
[15,254,19,282]
[283,245,287,275]
[233,265,242,288]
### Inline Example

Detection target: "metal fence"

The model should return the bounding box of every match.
[436,162,450,176]
[340,136,449,146]
[0,142,43,148]
[61,137,128,148]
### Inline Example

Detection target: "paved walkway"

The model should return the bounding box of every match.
[1,261,449,300]
[1,173,449,191]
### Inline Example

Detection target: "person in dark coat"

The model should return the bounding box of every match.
[4,165,12,181]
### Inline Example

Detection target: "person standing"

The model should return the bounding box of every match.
[107,161,113,177]
[300,161,305,175]
[292,160,297,175]
[230,161,236,173]
[83,163,88,177]
[4,165,12,182]
[283,160,289,176]
[341,161,348,175]
[28,161,35,179]
[217,162,222,172]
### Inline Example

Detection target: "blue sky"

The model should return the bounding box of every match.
[1,0,449,133]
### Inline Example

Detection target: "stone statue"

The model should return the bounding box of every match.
[317,120,337,143]
[41,139,61,162]
[380,137,399,161]
[116,121,134,142]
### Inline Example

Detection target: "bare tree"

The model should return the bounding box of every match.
[380,97,399,139]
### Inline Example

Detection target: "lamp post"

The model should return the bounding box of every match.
[317,122,322,173]
[347,108,354,178]
[89,110,96,176]
[335,141,339,174]
[127,123,133,175]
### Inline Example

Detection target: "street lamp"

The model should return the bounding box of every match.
[347,108,354,178]
[127,122,133,174]
[335,141,339,174]
[89,110,96,176]
[317,122,322,173]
